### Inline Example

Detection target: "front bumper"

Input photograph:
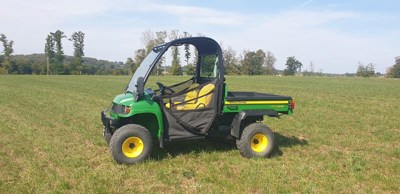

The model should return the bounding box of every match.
[101,109,114,134]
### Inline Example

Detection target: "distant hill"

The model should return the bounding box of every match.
[12,53,124,67]
[8,54,128,75]
[5,54,356,77]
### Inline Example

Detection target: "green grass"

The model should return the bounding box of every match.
[0,75,399,193]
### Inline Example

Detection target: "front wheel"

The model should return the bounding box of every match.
[236,123,274,158]
[110,124,153,164]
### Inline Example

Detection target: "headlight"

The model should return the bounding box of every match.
[111,103,131,114]
[124,106,131,114]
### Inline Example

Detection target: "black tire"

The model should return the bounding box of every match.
[103,127,112,145]
[109,124,153,164]
[236,123,274,158]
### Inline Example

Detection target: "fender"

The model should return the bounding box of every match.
[231,110,278,138]
[110,93,164,138]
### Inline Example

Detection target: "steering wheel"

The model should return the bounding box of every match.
[156,82,175,95]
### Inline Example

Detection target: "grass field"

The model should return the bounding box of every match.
[0,75,399,193]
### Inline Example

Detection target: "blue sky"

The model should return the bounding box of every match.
[1,0,399,73]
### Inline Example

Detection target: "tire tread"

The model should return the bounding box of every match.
[236,123,274,158]
[109,124,153,164]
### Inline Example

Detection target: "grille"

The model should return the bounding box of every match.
[111,103,125,114]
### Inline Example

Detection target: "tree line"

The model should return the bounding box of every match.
[44,30,88,75]
[7,54,125,75]
[1,31,400,77]
[0,31,130,75]
[126,30,305,76]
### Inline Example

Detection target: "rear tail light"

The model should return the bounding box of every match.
[291,99,295,109]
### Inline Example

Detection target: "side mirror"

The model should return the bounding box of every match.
[135,77,144,101]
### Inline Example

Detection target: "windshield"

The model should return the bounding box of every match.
[126,51,160,92]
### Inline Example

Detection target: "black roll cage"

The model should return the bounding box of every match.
[145,37,226,115]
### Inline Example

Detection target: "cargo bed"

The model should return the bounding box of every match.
[223,91,293,115]
[226,92,292,101]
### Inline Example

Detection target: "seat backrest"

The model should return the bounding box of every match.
[170,83,215,110]
[196,84,215,108]
[184,83,200,103]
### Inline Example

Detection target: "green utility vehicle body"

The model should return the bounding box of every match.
[101,37,294,164]
[108,93,164,137]
[106,87,293,138]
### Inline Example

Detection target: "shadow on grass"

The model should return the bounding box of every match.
[151,138,236,161]
[270,132,308,157]
[150,132,308,160]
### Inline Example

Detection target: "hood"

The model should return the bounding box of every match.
[112,93,135,106]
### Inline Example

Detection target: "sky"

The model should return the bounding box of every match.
[1,0,399,74]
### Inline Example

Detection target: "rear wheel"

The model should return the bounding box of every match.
[110,124,153,164]
[236,123,274,158]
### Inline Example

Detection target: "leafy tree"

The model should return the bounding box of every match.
[44,34,55,75]
[155,31,167,46]
[0,33,14,74]
[183,31,191,65]
[386,56,400,78]
[140,30,168,75]
[70,31,85,74]
[223,46,240,75]
[9,53,124,75]
[125,57,135,74]
[134,49,146,64]
[241,49,265,75]
[170,46,182,75]
[284,56,302,76]
[32,61,46,75]
[133,49,146,73]
[51,30,66,74]
[356,62,375,77]
[169,30,182,75]
[264,51,276,75]
[155,31,167,75]
[184,64,196,75]
[13,57,32,74]
[141,29,156,55]
[200,55,217,77]
[193,44,199,66]
[112,68,128,75]
[182,32,194,75]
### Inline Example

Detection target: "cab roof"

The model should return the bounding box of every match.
[156,37,222,55]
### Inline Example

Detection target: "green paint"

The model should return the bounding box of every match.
[110,92,164,138]
[223,103,291,114]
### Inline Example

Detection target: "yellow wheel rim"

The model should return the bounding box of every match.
[122,137,144,158]
[251,133,268,153]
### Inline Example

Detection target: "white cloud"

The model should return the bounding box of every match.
[1,0,110,24]
[214,10,397,73]
[1,0,398,73]
[110,1,245,25]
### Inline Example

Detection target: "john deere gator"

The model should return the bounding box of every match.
[101,37,295,164]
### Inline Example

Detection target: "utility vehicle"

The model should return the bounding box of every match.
[101,37,294,164]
